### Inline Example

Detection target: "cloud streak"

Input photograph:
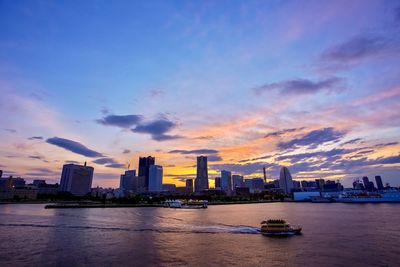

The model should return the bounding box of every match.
[254,77,344,96]
[97,114,142,128]
[131,118,182,141]
[277,128,346,150]
[46,137,103,157]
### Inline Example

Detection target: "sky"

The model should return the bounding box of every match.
[0,0,399,188]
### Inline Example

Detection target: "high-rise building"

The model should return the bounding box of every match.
[195,156,208,192]
[232,175,244,188]
[119,170,138,193]
[279,167,293,194]
[252,178,265,192]
[138,156,155,189]
[293,180,301,189]
[214,177,221,189]
[221,170,232,194]
[186,179,193,193]
[375,176,384,190]
[362,176,375,191]
[148,165,163,192]
[59,163,93,196]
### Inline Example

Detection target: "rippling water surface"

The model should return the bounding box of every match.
[1,203,400,266]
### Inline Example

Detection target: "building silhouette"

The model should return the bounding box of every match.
[148,165,163,192]
[375,175,384,190]
[279,166,293,194]
[195,156,208,192]
[119,170,138,193]
[221,170,232,195]
[59,163,93,196]
[138,156,155,190]
[214,177,221,189]
[232,175,244,188]
[186,178,193,193]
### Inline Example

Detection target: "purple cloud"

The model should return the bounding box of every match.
[169,149,218,155]
[278,128,346,150]
[131,118,182,141]
[254,77,344,95]
[264,128,305,138]
[28,136,43,140]
[93,157,125,169]
[46,137,103,157]
[321,35,395,63]
[97,114,142,128]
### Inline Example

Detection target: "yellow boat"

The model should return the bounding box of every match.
[260,219,302,236]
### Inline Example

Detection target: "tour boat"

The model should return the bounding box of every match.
[260,219,302,236]
[164,199,208,209]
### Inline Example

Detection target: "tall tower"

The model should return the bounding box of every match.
[221,170,232,195]
[195,156,208,192]
[279,166,293,194]
[148,165,163,192]
[375,176,384,190]
[138,156,155,189]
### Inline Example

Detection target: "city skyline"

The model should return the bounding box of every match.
[1,1,400,188]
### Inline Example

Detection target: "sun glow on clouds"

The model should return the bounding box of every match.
[0,1,400,187]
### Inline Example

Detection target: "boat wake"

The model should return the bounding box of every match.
[0,222,261,235]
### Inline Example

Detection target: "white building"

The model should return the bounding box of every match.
[149,165,163,192]
[279,166,293,195]
[59,163,93,196]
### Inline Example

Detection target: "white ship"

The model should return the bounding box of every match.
[337,190,400,203]
[164,199,208,209]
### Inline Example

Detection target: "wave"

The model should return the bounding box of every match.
[0,223,260,235]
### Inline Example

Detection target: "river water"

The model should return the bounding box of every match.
[0,203,399,266]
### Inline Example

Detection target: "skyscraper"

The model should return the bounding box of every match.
[279,166,293,194]
[138,156,155,189]
[232,175,244,188]
[148,165,163,192]
[195,156,208,192]
[186,179,193,193]
[375,175,384,190]
[59,163,93,196]
[362,176,375,191]
[221,170,232,194]
[214,177,221,189]
[119,170,138,193]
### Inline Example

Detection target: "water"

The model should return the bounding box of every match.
[1,203,399,266]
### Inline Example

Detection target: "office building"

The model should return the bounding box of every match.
[59,163,93,196]
[119,170,138,193]
[232,175,244,188]
[148,165,163,192]
[214,177,221,189]
[375,176,384,190]
[138,156,155,189]
[279,166,293,194]
[221,170,232,194]
[362,176,375,191]
[252,178,265,192]
[162,184,176,193]
[195,156,209,192]
[186,179,193,193]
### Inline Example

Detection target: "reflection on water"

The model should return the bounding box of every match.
[0,203,400,266]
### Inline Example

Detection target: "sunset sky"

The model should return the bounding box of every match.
[0,0,399,188]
